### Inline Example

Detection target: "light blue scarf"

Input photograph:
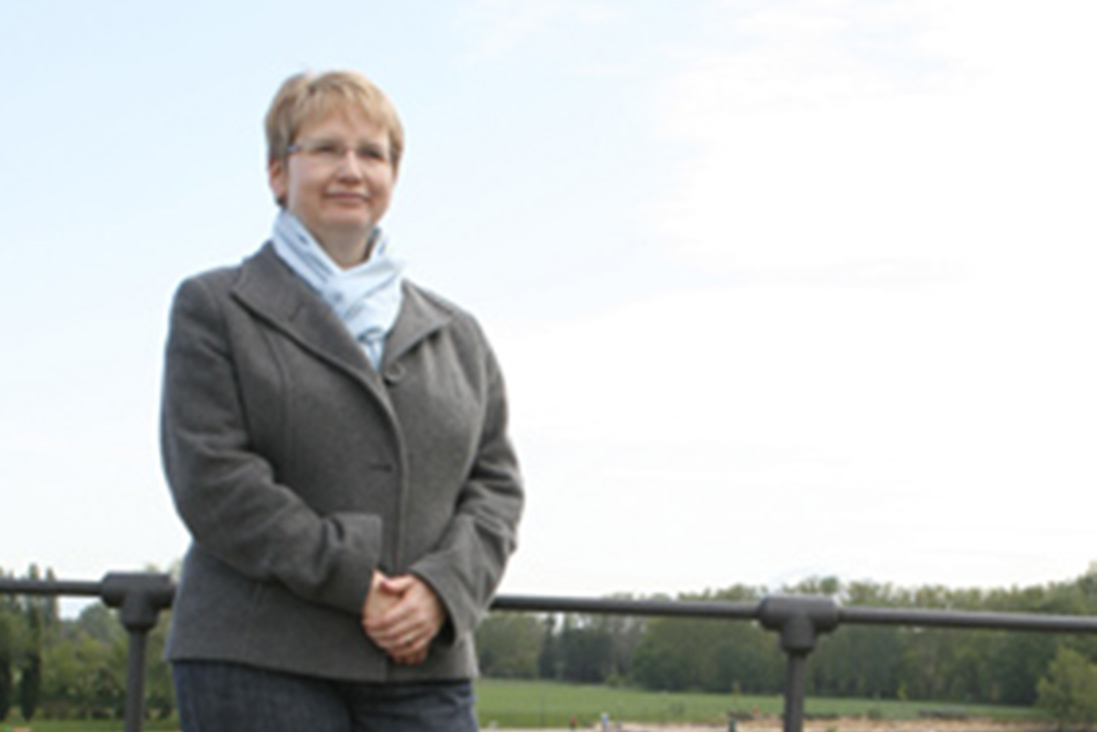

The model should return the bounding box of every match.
[271,210,405,369]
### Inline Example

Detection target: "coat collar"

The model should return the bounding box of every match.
[230,243,452,389]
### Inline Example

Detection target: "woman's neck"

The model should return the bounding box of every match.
[317,231,375,269]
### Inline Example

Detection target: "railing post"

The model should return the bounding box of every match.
[101,573,176,732]
[759,595,840,732]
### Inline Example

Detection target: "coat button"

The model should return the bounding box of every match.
[383,363,406,385]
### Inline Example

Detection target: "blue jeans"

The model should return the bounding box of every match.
[173,661,478,732]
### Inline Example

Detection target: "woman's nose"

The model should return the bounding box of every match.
[335,150,366,179]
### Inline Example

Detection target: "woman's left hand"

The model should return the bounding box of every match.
[362,574,446,665]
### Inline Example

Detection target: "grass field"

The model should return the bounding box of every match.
[1,680,1051,731]
[473,679,1049,729]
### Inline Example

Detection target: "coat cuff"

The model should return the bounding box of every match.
[408,560,475,648]
[313,512,383,615]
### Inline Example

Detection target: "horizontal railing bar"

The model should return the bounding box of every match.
[492,594,759,619]
[493,595,1097,635]
[492,595,1097,635]
[841,605,1097,633]
[4,579,1096,636]
[2,579,1097,636]
[0,577,103,597]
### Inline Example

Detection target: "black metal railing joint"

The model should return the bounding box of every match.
[99,572,176,732]
[757,595,840,732]
[101,572,176,633]
[759,594,840,655]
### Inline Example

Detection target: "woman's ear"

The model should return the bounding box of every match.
[268,158,288,207]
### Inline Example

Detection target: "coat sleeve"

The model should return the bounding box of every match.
[408,336,524,644]
[161,275,380,615]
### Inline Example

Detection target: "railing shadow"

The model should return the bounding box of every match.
[4,573,1097,732]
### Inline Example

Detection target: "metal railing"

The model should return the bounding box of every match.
[3,573,1097,732]
[1,574,174,732]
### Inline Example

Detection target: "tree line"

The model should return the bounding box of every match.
[3,565,1097,726]
[475,573,1097,724]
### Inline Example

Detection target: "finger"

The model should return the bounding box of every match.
[366,594,437,638]
[365,609,415,640]
[389,644,428,665]
[367,627,406,652]
[380,574,417,592]
[362,617,403,644]
[363,588,400,625]
[363,602,411,634]
[400,648,428,665]
[365,591,443,649]
[367,617,422,651]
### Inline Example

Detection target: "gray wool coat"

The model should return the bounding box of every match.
[160,243,523,682]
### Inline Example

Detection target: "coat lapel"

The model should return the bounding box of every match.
[229,243,454,393]
[231,244,388,396]
[382,283,453,375]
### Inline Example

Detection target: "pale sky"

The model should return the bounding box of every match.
[2,1,1095,609]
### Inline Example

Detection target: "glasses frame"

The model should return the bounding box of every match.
[286,139,392,167]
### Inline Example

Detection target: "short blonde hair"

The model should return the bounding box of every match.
[264,70,405,169]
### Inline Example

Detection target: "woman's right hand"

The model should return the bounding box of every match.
[363,570,398,625]
[362,572,445,665]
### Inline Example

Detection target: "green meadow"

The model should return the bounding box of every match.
[473,679,1049,729]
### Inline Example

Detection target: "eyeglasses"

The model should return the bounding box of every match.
[286,139,391,167]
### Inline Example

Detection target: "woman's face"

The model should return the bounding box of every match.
[268,109,396,259]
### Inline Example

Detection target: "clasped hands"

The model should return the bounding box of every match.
[362,570,445,665]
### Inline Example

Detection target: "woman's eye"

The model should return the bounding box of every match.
[316,143,343,156]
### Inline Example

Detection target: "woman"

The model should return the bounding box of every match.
[160,70,523,732]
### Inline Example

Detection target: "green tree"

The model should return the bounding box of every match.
[632,616,725,691]
[42,631,112,718]
[18,654,40,721]
[0,611,13,721]
[42,568,60,639]
[74,604,125,646]
[41,604,127,720]
[1037,647,1097,730]
[0,569,23,722]
[632,585,776,694]
[476,612,542,678]
[537,615,558,679]
[145,611,175,720]
[587,597,647,683]
[557,615,613,683]
[813,625,903,698]
[19,564,43,721]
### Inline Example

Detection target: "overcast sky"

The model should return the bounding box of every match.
[2,0,1096,609]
